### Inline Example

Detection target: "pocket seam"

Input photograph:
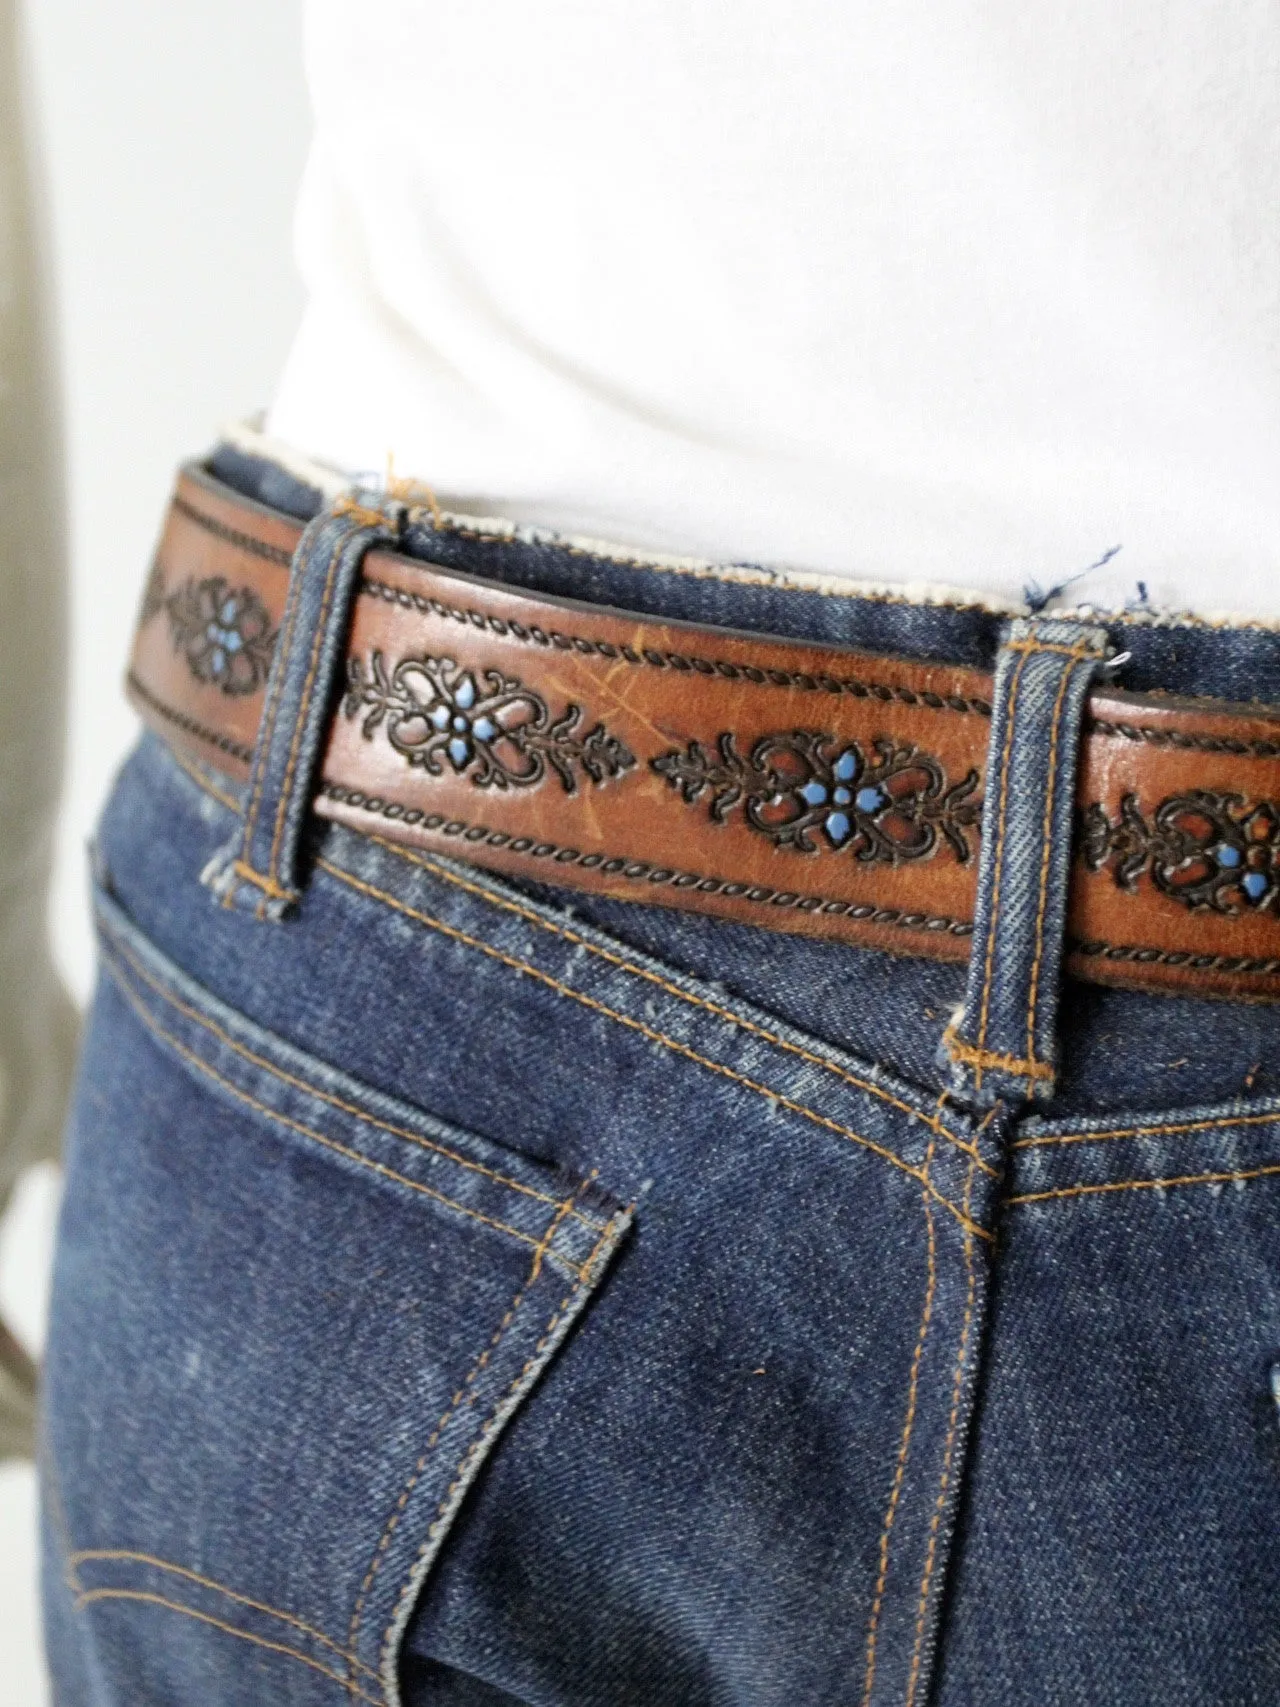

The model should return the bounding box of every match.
[347,1189,605,1690]
[101,948,594,1279]
[69,1549,383,1683]
[375,1208,630,1692]
[101,912,603,1234]
[73,1587,386,1707]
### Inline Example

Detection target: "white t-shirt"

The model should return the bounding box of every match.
[268,0,1280,619]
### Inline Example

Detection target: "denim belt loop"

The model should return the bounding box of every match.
[941,615,1112,1107]
[202,492,407,919]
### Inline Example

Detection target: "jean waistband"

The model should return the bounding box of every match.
[209,433,1280,706]
[123,432,1280,1106]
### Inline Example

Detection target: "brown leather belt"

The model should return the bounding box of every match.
[127,464,1280,1001]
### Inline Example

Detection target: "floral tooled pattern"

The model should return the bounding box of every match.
[343,650,636,794]
[1083,791,1280,911]
[652,732,982,862]
[163,576,277,696]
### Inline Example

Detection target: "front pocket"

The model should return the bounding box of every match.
[42,887,631,1707]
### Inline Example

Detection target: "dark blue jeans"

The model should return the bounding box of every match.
[41,444,1280,1705]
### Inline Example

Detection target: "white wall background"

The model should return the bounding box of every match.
[1,3,311,1697]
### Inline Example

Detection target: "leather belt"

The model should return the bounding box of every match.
[127,463,1280,1002]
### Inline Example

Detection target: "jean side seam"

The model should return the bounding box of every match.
[100,920,603,1229]
[315,856,994,1242]
[904,1150,979,1707]
[73,1590,385,1707]
[102,956,585,1270]
[860,1133,939,1705]
[39,1435,84,1601]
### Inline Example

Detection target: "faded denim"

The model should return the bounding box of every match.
[40,443,1280,1706]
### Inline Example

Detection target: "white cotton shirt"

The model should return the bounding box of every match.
[267,0,1280,619]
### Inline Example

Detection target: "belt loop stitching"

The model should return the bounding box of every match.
[969,646,1031,1091]
[1025,643,1095,1070]
[265,526,350,887]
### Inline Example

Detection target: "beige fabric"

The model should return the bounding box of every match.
[0,2,78,1462]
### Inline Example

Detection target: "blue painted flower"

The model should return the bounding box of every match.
[791,747,892,848]
[171,576,277,695]
[426,672,504,770]
[1242,870,1271,902]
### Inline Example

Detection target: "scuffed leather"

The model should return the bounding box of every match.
[129,465,1280,1003]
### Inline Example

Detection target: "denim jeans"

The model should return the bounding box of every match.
[41,443,1280,1705]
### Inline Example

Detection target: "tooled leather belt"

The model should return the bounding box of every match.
[127,463,1280,1002]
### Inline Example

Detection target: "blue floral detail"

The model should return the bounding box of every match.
[1083,792,1280,913]
[165,576,277,695]
[653,732,982,864]
[344,651,636,795]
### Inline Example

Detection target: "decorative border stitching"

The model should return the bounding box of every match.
[1069,937,1280,977]
[1090,717,1280,759]
[127,671,255,765]
[359,576,995,716]
[141,711,1280,989]
[318,782,976,941]
[174,493,294,567]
